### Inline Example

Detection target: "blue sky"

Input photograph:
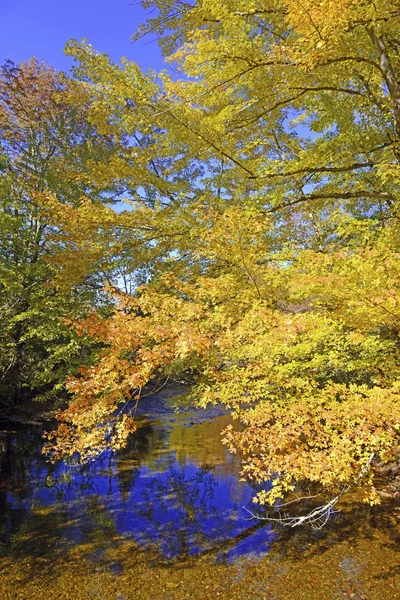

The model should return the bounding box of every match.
[1,0,163,73]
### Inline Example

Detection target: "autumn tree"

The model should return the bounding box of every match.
[0,58,132,416]
[45,1,400,518]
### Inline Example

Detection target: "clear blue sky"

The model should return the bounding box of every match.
[1,0,163,73]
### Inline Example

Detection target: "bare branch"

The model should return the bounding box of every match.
[243,453,375,529]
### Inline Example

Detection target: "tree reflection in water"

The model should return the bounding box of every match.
[0,396,274,563]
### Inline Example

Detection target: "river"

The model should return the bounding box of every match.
[0,386,399,599]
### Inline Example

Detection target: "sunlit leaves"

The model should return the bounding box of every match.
[44,2,400,509]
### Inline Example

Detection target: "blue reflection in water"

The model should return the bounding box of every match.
[0,390,273,562]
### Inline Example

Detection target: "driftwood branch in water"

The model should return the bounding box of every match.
[243,452,376,529]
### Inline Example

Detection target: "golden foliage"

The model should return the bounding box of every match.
[44,1,400,507]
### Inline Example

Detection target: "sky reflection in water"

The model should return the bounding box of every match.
[0,389,273,563]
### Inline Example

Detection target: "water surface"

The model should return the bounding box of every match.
[0,387,399,599]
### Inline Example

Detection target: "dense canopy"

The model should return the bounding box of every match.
[3,0,400,516]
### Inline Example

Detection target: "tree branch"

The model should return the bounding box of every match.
[267,190,395,213]
[259,161,376,180]
[367,27,400,138]
[243,453,375,529]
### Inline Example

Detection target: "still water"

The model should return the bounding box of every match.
[0,387,399,599]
